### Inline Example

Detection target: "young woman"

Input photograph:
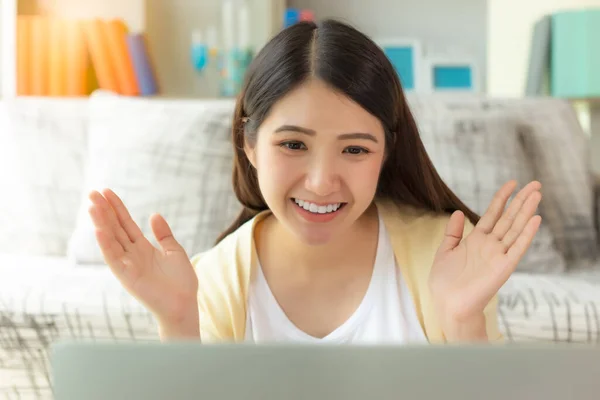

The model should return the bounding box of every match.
[88,19,542,345]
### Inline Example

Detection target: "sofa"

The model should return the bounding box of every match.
[1,90,599,399]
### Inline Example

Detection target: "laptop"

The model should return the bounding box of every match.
[51,340,600,400]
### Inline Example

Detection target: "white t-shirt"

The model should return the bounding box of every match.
[244,211,428,344]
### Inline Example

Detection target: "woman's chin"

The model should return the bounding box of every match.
[288,223,342,247]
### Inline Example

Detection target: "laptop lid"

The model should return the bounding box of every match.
[51,341,600,400]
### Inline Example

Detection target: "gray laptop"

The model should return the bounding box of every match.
[51,340,600,400]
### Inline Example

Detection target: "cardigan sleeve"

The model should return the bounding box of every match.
[191,249,238,343]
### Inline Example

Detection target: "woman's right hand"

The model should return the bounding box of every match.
[88,189,200,338]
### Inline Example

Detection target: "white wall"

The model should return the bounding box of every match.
[487,0,600,97]
[289,0,488,91]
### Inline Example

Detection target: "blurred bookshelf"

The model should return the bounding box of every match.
[0,0,287,99]
[0,0,151,98]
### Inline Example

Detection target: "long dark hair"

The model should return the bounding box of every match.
[216,19,479,243]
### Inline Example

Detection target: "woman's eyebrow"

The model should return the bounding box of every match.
[274,125,378,143]
[337,132,378,143]
[274,125,315,135]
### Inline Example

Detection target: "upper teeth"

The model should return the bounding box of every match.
[294,199,342,214]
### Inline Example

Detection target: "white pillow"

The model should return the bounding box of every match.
[0,98,89,256]
[67,91,241,264]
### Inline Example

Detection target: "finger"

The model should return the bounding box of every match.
[491,181,542,240]
[438,210,465,254]
[480,216,542,297]
[94,229,139,287]
[506,215,542,265]
[476,180,518,234]
[88,191,132,250]
[150,213,183,254]
[501,190,542,250]
[91,211,126,269]
[102,188,143,243]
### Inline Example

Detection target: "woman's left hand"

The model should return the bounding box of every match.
[429,180,542,341]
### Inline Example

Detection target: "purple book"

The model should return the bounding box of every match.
[125,33,159,96]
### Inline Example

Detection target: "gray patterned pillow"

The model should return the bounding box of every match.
[67,91,241,264]
[413,106,566,273]
[0,98,89,256]
[408,95,598,268]
[511,99,598,264]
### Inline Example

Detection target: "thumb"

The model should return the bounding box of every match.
[438,210,465,253]
[150,213,182,253]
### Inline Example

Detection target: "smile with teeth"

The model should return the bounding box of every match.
[293,198,346,214]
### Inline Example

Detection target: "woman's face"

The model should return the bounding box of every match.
[245,79,387,246]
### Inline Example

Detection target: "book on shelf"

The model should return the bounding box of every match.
[15,15,159,97]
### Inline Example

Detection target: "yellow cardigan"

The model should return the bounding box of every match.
[191,199,503,343]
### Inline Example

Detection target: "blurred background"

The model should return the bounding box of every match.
[1,0,598,160]
[0,0,596,98]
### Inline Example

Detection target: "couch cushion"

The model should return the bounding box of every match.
[499,271,600,343]
[0,98,89,256]
[67,91,241,264]
[407,97,566,274]
[0,254,158,397]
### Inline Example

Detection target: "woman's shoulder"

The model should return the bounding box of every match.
[189,211,268,341]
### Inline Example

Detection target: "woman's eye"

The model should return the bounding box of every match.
[344,146,369,155]
[281,141,306,150]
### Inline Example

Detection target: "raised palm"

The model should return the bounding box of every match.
[429,180,542,323]
[88,189,198,326]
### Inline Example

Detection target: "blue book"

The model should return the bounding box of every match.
[126,33,159,96]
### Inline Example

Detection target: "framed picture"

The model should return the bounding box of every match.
[423,56,480,93]
[375,38,424,92]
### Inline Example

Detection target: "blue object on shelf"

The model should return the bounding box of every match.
[218,48,254,97]
[191,43,209,73]
[284,8,300,28]
[433,66,473,89]
[383,47,415,90]
[551,8,600,99]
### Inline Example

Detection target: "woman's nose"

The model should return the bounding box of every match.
[304,157,341,197]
